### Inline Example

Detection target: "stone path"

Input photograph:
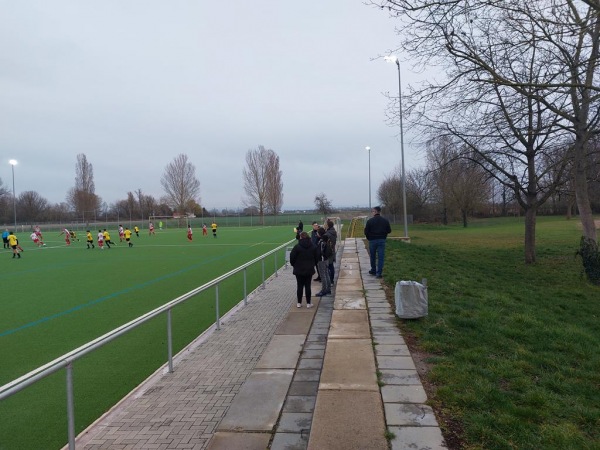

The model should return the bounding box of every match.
[72,238,447,450]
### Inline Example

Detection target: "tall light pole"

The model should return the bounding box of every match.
[9,159,17,231]
[365,146,371,210]
[384,56,408,238]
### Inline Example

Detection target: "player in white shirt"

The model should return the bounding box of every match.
[97,230,105,249]
[30,232,45,247]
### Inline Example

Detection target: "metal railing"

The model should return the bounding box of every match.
[0,239,295,450]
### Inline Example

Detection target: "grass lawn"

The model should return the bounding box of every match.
[383,216,600,450]
[0,225,295,450]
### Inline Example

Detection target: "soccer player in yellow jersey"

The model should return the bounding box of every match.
[86,230,95,249]
[8,232,20,258]
[103,229,114,248]
[134,226,140,237]
[124,227,133,247]
[211,221,217,238]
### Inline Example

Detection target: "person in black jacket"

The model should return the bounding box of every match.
[364,206,392,278]
[290,231,318,308]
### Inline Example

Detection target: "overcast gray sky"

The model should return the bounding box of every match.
[1,1,423,211]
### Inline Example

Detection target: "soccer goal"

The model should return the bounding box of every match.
[148,215,176,230]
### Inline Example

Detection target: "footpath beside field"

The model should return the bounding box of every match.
[72,238,446,450]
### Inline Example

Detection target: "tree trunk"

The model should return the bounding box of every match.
[462,209,468,228]
[524,206,536,264]
[573,142,597,242]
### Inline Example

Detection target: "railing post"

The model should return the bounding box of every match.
[167,309,174,373]
[261,258,265,289]
[274,253,278,277]
[66,362,75,450]
[243,269,248,306]
[215,283,221,330]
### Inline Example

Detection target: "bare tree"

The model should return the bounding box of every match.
[243,146,283,224]
[372,0,597,261]
[67,153,101,218]
[0,178,8,198]
[17,191,49,223]
[265,151,283,215]
[377,171,403,216]
[406,167,434,221]
[160,154,201,215]
[314,193,333,216]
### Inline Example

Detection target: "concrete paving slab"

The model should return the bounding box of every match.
[333,295,366,310]
[298,358,323,370]
[304,342,325,351]
[388,426,447,450]
[301,348,325,359]
[306,334,327,343]
[338,268,360,279]
[373,335,406,345]
[255,335,306,369]
[308,390,387,450]
[207,432,271,450]
[328,310,371,339]
[380,369,422,385]
[288,381,319,396]
[217,369,293,432]
[371,325,401,335]
[276,313,315,335]
[319,339,378,391]
[370,317,398,326]
[366,291,387,298]
[375,344,411,356]
[271,432,309,450]
[369,311,395,319]
[277,412,313,432]
[385,403,439,426]
[283,395,317,413]
[294,369,321,382]
[377,355,417,370]
[334,278,364,292]
[381,384,428,403]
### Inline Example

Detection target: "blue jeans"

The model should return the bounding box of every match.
[369,239,386,276]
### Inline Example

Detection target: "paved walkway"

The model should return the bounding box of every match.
[72,238,446,450]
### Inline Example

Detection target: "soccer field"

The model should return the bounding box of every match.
[0,225,295,449]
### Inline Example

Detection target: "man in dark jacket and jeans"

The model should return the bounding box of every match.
[364,206,392,278]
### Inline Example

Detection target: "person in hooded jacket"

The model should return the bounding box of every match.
[290,231,318,308]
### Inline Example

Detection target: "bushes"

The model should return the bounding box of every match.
[576,237,600,285]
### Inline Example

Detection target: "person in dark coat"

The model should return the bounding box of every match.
[290,231,318,308]
[364,206,392,278]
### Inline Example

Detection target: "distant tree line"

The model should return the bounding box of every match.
[0,148,288,227]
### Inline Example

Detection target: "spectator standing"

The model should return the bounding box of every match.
[290,231,318,308]
[325,219,338,283]
[315,227,332,297]
[364,206,392,278]
[310,221,321,282]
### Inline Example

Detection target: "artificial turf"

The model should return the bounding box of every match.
[0,224,296,449]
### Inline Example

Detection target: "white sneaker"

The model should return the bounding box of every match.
[297,303,302,308]
[307,304,313,308]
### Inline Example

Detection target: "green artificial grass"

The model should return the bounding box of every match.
[383,216,600,450]
[0,225,296,449]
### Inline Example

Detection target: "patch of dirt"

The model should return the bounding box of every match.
[382,284,465,450]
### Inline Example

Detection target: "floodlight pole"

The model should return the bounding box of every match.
[385,57,409,238]
[366,146,371,210]
[9,159,17,230]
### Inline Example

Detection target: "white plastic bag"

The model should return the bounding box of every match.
[395,280,428,319]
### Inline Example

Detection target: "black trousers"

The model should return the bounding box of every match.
[295,274,312,304]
